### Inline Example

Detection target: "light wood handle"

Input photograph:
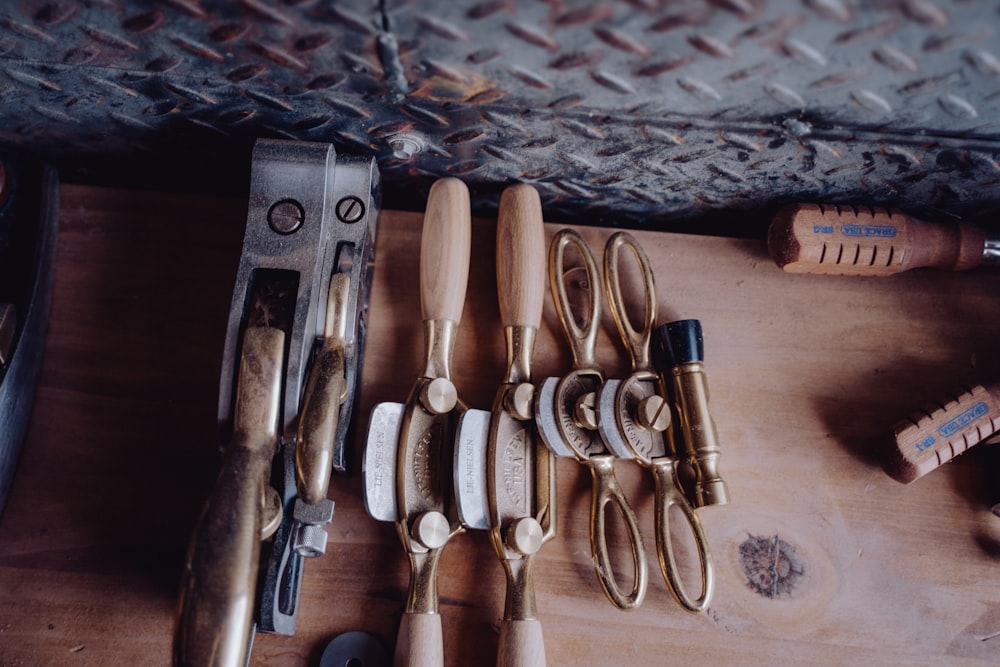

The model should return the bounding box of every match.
[768,204,987,276]
[393,611,444,667]
[888,384,1000,483]
[497,618,546,667]
[497,184,546,329]
[421,178,471,324]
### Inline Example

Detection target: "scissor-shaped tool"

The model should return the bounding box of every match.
[455,184,555,667]
[176,139,380,666]
[534,229,647,610]
[363,177,471,667]
[596,232,714,613]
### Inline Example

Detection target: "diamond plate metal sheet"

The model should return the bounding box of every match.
[1,1,999,227]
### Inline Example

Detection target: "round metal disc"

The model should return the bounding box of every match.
[319,631,389,667]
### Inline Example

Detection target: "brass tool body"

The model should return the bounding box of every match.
[176,139,379,666]
[362,178,471,667]
[455,184,554,667]
[595,232,714,613]
[768,203,1000,276]
[655,320,730,509]
[533,228,647,610]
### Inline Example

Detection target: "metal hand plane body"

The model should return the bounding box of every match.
[533,229,647,611]
[176,139,379,667]
[455,184,555,667]
[363,178,471,667]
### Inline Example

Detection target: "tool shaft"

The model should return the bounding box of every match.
[769,204,990,276]
[889,384,1000,483]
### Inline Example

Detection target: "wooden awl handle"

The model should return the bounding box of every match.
[888,384,1000,483]
[768,204,994,276]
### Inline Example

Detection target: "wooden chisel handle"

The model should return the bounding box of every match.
[421,178,471,324]
[394,611,443,667]
[497,184,546,330]
[888,384,1000,483]
[498,619,545,667]
[768,204,996,276]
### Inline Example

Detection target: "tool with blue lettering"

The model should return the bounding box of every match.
[769,204,1000,276]
[175,139,380,667]
[889,384,1000,484]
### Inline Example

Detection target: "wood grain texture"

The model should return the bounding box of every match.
[498,618,546,667]
[0,186,998,666]
[393,611,444,667]
[496,184,545,329]
[769,204,988,276]
[889,384,1000,483]
[420,178,471,325]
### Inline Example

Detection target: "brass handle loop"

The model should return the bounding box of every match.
[550,229,601,370]
[603,232,657,373]
[650,458,714,613]
[588,455,648,610]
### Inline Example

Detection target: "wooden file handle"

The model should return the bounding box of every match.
[497,184,546,329]
[768,204,988,276]
[498,618,546,667]
[888,384,1000,483]
[420,178,471,324]
[393,611,444,667]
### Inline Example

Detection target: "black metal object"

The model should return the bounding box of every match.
[0,148,58,516]
[0,1,998,228]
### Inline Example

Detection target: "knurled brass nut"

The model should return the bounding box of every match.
[505,516,543,556]
[636,394,671,432]
[420,377,457,415]
[412,511,450,550]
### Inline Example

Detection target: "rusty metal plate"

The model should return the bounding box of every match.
[1,1,999,227]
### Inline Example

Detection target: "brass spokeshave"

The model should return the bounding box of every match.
[175,139,380,667]
[455,184,555,667]
[362,178,471,667]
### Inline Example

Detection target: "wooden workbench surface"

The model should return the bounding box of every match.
[1,184,998,666]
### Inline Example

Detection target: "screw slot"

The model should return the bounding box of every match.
[336,196,365,223]
[268,199,304,234]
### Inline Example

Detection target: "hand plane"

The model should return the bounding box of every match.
[362,177,471,667]
[175,139,379,667]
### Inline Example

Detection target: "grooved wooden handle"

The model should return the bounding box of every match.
[768,204,986,276]
[393,611,444,667]
[497,618,546,667]
[889,384,1000,483]
[497,184,546,329]
[421,178,471,324]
